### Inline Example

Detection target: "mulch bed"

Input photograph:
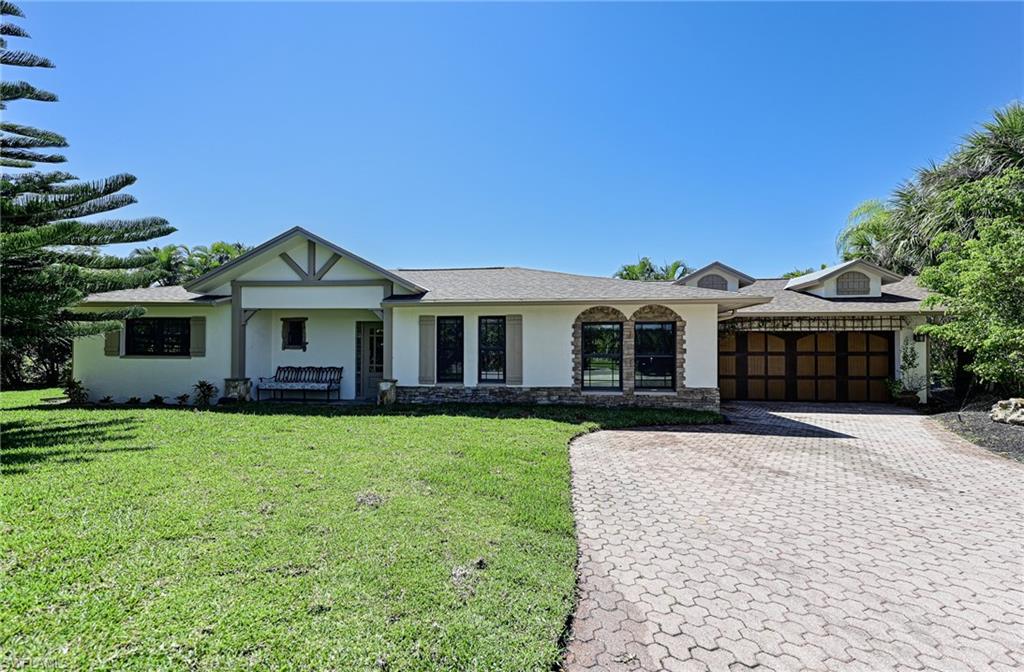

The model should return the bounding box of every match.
[934,408,1024,463]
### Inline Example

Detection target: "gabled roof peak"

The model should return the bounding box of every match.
[676,261,756,287]
[183,226,426,294]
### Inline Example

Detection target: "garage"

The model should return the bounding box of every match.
[718,331,894,402]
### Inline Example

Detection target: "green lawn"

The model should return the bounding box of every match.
[1,389,719,671]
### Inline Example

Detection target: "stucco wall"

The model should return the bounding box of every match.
[253,309,379,400]
[390,302,721,389]
[240,285,385,310]
[72,304,231,402]
[245,310,273,381]
[897,316,930,403]
[806,274,883,299]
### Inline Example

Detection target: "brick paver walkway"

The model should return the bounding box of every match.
[564,403,1024,672]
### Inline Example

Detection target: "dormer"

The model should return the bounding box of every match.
[676,262,755,292]
[784,260,902,299]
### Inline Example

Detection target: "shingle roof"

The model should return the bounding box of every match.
[80,286,230,305]
[387,267,770,308]
[733,276,937,315]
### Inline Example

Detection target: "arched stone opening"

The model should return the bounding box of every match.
[572,306,629,391]
[631,305,687,391]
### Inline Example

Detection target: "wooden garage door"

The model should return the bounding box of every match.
[719,332,893,402]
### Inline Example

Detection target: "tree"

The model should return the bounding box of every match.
[614,257,691,281]
[918,169,1024,392]
[836,102,1024,275]
[132,244,188,286]
[0,1,173,386]
[836,200,893,266]
[185,241,250,279]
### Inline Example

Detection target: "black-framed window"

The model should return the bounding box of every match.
[125,317,190,357]
[282,318,307,350]
[582,322,622,390]
[437,316,464,383]
[478,316,506,383]
[635,322,675,389]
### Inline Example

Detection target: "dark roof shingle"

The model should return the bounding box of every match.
[387,267,768,306]
[734,276,936,315]
[80,286,229,305]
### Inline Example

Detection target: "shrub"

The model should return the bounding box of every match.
[175,393,191,407]
[126,396,142,405]
[63,378,89,405]
[98,396,114,404]
[148,394,166,406]
[193,380,218,406]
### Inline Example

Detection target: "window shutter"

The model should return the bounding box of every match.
[189,317,206,357]
[506,314,523,385]
[104,329,121,357]
[281,319,289,350]
[418,315,435,384]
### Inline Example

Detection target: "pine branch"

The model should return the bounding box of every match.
[1,2,25,18]
[47,250,158,269]
[1,156,32,168]
[0,80,57,104]
[1,170,76,196]
[0,21,28,37]
[0,221,82,254]
[52,193,138,220]
[0,147,65,163]
[48,218,176,247]
[1,49,54,68]
[1,134,67,149]
[1,122,68,146]
[68,266,164,294]
[2,173,140,227]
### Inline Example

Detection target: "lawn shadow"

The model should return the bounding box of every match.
[1,417,153,474]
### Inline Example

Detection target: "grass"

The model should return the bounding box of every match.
[1,389,719,671]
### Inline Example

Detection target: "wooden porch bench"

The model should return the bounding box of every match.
[257,366,343,402]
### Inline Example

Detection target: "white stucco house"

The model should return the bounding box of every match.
[73,227,940,409]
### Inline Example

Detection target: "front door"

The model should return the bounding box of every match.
[359,322,384,399]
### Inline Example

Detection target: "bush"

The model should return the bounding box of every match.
[175,393,191,407]
[62,378,89,405]
[126,396,142,406]
[148,394,166,406]
[98,396,114,404]
[193,380,218,406]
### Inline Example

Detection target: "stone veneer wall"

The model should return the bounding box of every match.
[395,385,720,411]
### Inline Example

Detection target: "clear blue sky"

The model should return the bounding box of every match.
[15,1,1023,278]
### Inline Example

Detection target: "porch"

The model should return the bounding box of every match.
[235,308,388,401]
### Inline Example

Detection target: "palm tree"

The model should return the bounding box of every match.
[614,257,691,281]
[657,259,692,281]
[133,244,189,286]
[836,199,893,266]
[185,241,250,278]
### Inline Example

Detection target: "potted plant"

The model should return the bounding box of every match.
[888,336,924,405]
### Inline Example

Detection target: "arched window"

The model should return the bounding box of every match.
[697,273,728,291]
[836,271,870,295]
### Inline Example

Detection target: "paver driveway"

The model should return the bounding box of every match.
[564,403,1024,672]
